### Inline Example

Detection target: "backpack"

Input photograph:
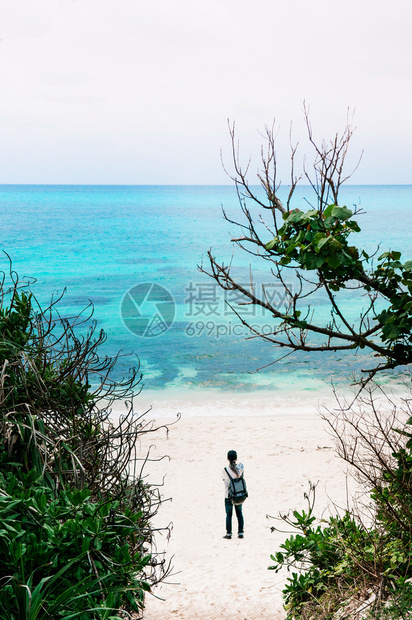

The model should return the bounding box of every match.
[225,467,248,505]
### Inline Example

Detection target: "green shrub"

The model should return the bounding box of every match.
[0,264,172,618]
[270,400,412,619]
[0,468,152,618]
[269,496,373,615]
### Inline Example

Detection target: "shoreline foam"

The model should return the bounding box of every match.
[119,385,343,421]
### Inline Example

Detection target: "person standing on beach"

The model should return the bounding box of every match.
[222,450,244,539]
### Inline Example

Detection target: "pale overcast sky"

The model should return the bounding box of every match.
[0,0,411,184]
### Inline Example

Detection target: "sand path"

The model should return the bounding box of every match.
[140,413,352,620]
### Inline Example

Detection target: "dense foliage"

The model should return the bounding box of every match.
[264,204,412,367]
[269,447,412,620]
[0,472,150,619]
[0,266,170,619]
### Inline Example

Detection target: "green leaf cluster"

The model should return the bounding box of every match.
[265,205,362,289]
[371,253,412,355]
[269,510,370,613]
[0,470,150,619]
[263,207,412,369]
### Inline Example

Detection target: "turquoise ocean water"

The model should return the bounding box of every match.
[0,184,411,397]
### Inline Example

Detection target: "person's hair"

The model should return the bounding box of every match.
[227,450,239,477]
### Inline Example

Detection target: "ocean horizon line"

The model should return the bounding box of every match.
[0,182,411,188]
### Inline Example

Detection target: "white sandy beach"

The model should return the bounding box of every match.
[132,392,358,620]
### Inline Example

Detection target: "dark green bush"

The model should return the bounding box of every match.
[0,264,172,618]
[270,399,412,619]
[0,469,152,619]
[269,495,374,615]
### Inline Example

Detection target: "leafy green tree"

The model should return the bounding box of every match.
[203,111,412,383]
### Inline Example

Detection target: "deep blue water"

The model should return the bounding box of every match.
[0,184,411,393]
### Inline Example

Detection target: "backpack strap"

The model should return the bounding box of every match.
[225,466,242,479]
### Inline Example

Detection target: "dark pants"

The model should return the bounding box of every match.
[225,497,244,535]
